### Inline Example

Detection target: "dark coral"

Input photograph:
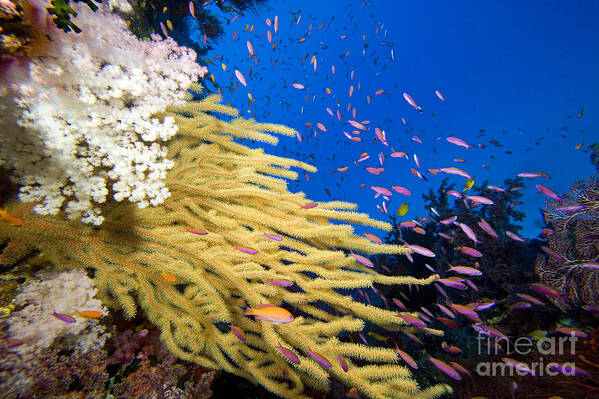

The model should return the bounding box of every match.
[535,174,599,309]
[0,322,216,398]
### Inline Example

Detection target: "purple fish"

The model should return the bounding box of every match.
[554,327,588,338]
[230,324,246,342]
[441,341,462,354]
[449,304,481,322]
[540,246,565,261]
[472,324,509,340]
[457,222,479,244]
[278,343,300,364]
[530,283,561,298]
[336,356,349,372]
[472,301,497,311]
[421,306,435,318]
[440,216,458,225]
[186,229,208,235]
[506,231,525,242]
[358,333,369,345]
[446,136,471,149]
[487,185,506,192]
[435,283,449,298]
[536,184,563,201]
[403,92,423,112]
[407,244,436,257]
[437,303,456,318]
[406,332,424,345]
[264,233,283,241]
[392,298,407,311]
[438,232,453,240]
[449,265,483,276]
[502,357,535,375]
[449,361,471,378]
[52,311,76,323]
[516,293,544,305]
[436,278,468,290]
[548,364,590,377]
[396,314,427,328]
[429,356,462,380]
[460,246,483,257]
[556,205,584,211]
[478,218,498,238]
[397,348,418,369]
[307,348,331,368]
[446,190,463,198]
[350,252,374,268]
[269,280,294,287]
[236,247,258,255]
[465,279,479,292]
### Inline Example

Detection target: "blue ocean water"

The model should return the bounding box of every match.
[203,0,598,238]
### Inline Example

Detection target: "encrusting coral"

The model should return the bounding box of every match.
[0,93,451,399]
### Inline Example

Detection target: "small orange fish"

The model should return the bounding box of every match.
[0,208,23,226]
[161,272,177,282]
[244,304,294,324]
[73,310,103,319]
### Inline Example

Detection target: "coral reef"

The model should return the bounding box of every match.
[535,174,599,309]
[0,0,49,61]
[127,0,271,56]
[0,94,450,399]
[0,322,217,398]
[6,268,109,356]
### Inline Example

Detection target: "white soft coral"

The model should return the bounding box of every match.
[0,2,207,225]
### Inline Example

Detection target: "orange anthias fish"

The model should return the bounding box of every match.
[161,272,177,282]
[73,310,103,319]
[244,304,294,324]
[0,208,23,226]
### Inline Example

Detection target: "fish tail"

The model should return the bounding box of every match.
[243,307,253,316]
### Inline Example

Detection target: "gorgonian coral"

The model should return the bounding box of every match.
[0,94,450,399]
[535,174,599,309]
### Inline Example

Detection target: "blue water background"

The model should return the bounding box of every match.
[194,0,599,239]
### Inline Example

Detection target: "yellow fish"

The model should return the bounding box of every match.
[463,178,475,191]
[528,329,547,341]
[397,203,409,217]
[221,63,226,71]
[367,332,388,342]
[244,304,294,325]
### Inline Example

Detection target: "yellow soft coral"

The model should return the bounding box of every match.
[0,93,450,399]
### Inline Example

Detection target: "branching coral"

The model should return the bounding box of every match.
[0,94,450,399]
[535,174,599,309]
